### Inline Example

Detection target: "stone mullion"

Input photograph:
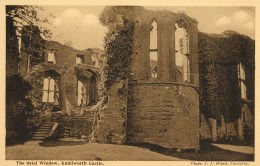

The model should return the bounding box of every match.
[60,73,66,111]
[157,18,169,82]
[144,20,151,80]
[169,21,176,82]
[188,24,199,86]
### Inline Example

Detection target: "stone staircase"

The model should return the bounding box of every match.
[65,99,84,116]
[31,122,54,140]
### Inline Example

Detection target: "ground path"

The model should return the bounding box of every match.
[6,140,254,161]
[6,141,183,160]
[212,144,254,154]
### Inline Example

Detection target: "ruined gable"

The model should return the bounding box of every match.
[96,7,200,150]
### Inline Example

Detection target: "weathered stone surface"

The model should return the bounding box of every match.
[124,8,199,149]
[20,40,101,113]
[52,112,94,138]
[95,78,128,144]
[96,8,200,149]
[127,83,199,149]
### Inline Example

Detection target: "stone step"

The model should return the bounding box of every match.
[39,126,53,129]
[33,133,48,137]
[41,124,54,127]
[31,122,54,140]
[38,126,53,130]
[37,128,51,131]
[31,136,45,140]
[34,131,49,134]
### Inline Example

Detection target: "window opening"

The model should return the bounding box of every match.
[149,21,158,78]
[42,75,59,105]
[47,50,56,64]
[238,63,247,100]
[175,23,190,82]
[77,78,87,106]
[76,54,84,64]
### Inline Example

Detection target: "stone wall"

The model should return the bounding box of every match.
[127,82,199,149]
[200,114,252,142]
[43,41,96,108]
[129,9,199,86]
[242,103,254,128]
[20,37,103,116]
[25,64,65,111]
[94,78,128,144]
[200,114,211,140]
[125,9,200,149]
[58,113,94,138]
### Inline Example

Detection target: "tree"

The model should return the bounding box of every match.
[6,5,53,143]
[6,6,53,74]
[6,6,52,39]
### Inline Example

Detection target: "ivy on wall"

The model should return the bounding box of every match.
[198,31,255,123]
[98,6,135,104]
[88,6,135,142]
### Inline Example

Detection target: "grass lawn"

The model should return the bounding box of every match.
[6,140,183,160]
[5,140,254,161]
[132,141,254,161]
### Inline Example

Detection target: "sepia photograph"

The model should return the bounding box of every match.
[2,2,257,164]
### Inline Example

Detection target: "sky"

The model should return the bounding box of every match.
[38,6,255,50]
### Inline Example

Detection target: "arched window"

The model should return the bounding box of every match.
[77,73,98,106]
[175,21,190,82]
[77,77,88,106]
[149,20,158,78]
[42,71,59,105]
[238,63,247,100]
[89,75,97,105]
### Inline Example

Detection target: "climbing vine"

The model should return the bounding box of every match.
[198,31,255,123]
[89,6,135,142]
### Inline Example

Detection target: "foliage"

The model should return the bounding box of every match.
[25,64,45,102]
[97,6,135,105]
[99,6,142,27]
[21,26,46,66]
[6,74,32,108]
[6,6,54,141]
[6,5,54,72]
[6,16,20,76]
[6,5,53,39]
[88,6,135,142]
[198,31,255,123]
[6,74,33,140]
